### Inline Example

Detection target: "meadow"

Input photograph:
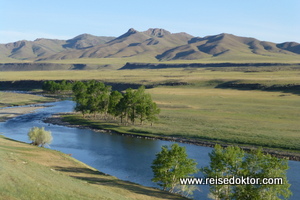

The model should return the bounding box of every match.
[0,92,53,107]
[1,67,300,152]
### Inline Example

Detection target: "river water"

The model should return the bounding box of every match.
[0,100,299,199]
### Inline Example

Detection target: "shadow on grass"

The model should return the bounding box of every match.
[1,135,28,144]
[53,166,186,199]
[216,81,300,95]
[63,116,122,130]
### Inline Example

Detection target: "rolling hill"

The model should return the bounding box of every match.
[39,28,193,61]
[1,28,300,63]
[156,33,300,61]
[0,34,116,60]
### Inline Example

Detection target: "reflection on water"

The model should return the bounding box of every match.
[0,100,299,200]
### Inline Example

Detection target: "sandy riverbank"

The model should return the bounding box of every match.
[44,113,300,161]
[0,106,44,122]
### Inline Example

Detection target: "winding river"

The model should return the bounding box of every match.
[0,100,299,199]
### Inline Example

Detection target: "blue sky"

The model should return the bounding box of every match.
[1,0,299,44]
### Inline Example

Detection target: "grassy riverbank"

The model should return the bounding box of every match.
[61,84,300,154]
[0,136,185,200]
[0,91,54,107]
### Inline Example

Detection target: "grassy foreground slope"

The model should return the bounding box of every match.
[0,136,184,200]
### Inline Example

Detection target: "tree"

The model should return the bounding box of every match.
[72,81,89,117]
[146,101,160,126]
[237,149,291,200]
[28,127,52,147]
[135,86,152,125]
[151,143,198,194]
[108,90,123,118]
[84,81,111,118]
[201,145,291,200]
[201,145,244,199]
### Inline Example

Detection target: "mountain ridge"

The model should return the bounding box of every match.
[0,28,300,62]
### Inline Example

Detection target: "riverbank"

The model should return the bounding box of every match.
[0,91,55,108]
[0,106,45,122]
[0,135,185,199]
[44,113,300,161]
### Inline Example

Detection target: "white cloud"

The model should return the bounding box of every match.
[0,31,72,44]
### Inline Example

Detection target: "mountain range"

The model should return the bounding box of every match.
[1,28,300,62]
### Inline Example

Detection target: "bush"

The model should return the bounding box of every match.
[28,127,52,147]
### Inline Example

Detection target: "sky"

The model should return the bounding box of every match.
[1,0,299,44]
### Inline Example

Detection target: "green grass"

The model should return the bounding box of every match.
[0,136,184,200]
[0,92,54,107]
[147,87,300,150]
[1,67,300,86]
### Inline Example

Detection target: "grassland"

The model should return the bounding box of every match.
[1,66,300,84]
[43,54,300,65]
[0,91,54,107]
[1,67,300,153]
[0,136,184,200]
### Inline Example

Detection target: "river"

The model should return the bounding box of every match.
[0,100,299,199]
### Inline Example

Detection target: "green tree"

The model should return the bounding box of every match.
[146,101,160,126]
[115,93,128,124]
[202,145,244,199]
[135,86,152,125]
[236,149,291,200]
[202,145,291,200]
[151,143,198,194]
[117,88,136,124]
[86,81,111,118]
[108,90,123,118]
[28,127,52,147]
[72,81,89,117]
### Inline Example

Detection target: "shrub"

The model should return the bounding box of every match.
[28,127,52,147]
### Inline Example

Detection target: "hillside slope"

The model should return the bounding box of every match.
[156,33,300,61]
[40,28,193,60]
[0,34,116,61]
[0,136,184,200]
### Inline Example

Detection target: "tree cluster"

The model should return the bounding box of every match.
[152,144,291,199]
[201,145,291,200]
[42,80,73,93]
[72,80,160,125]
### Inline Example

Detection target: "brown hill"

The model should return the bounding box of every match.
[276,42,300,54]
[156,33,300,61]
[0,34,116,60]
[63,34,115,49]
[0,39,65,60]
[41,28,194,60]
[1,29,300,62]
